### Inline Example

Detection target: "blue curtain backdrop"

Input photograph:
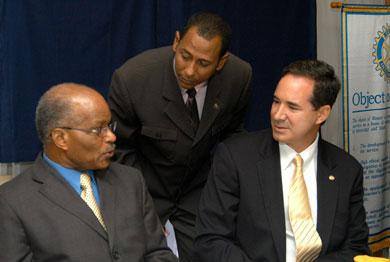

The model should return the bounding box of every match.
[0,0,316,162]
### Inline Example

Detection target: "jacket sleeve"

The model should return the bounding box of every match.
[0,194,34,262]
[107,70,141,169]
[220,63,253,141]
[194,142,255,262]
[138,173,178,262]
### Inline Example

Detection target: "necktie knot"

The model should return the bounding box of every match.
[80,173,92,190]
[187,88,196,99]
[293,154,303,168]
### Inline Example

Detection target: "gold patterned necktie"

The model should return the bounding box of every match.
[288,154,322,262]
[80,173,106,231]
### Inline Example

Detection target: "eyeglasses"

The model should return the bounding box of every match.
[59,121,117,137]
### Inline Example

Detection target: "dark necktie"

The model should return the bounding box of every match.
[186,88,199,132]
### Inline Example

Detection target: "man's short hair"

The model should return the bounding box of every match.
[281,60,341,109]
[35,83,81,144]
[180,12,232,58]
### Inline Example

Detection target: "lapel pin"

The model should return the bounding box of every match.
[213,103,219,110]
[329,175,335,181]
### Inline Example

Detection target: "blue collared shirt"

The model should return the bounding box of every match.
[43,153,101,206]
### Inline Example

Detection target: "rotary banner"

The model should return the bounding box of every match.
[342,5,390,252]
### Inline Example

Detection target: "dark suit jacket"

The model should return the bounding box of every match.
[195,129,371,262]
[108,46,252,221]
[0,153,177,262]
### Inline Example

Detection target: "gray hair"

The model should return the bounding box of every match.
[35,83,81,144]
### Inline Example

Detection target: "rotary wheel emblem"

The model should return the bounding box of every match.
[373,24,390,83]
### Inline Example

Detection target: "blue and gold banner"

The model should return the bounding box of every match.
[342,4,390,252]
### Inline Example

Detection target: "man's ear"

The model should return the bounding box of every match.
[216,52,230,71]
[50,128,69,151]
[172,31,181,52]
[316,105,331,125]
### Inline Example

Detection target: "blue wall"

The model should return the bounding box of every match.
[0,0,316,162]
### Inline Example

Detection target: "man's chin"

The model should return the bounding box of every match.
[178,77,197,89]
[180,82,195,89]
[272,129,286,142]
[95,160,111,170]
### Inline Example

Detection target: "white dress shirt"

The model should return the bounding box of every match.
[279,133,319,262]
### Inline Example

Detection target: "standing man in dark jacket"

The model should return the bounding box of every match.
[108,12,252,261]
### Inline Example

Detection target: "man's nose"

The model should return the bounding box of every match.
[105,129,116,143]
[184,61,196,77]
[273,105,287,121]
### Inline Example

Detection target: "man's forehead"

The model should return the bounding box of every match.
[274,82,314,105]
[277,74,314,90]
[180,28,222,58]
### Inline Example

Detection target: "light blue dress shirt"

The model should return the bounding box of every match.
[43,153,101,206]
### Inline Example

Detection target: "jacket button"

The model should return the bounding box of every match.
[112,251,121,260]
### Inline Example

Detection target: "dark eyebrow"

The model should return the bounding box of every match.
[180,49,192,56]
[286,101,301,109]
[91,119,110,127]
[199,58,211,64]
[181,49,211,64]
[273,95,301,109]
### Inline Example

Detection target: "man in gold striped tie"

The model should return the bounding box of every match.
[195,60,372,261]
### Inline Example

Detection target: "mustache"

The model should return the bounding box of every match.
[180,74,196,81]
[103,144,116,153]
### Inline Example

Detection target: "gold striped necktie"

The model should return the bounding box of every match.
[80,173,106,231]
[289,154,322,262]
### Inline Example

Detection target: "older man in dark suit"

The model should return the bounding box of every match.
[108,12,252,261]
[195,60,371,261]
[0,83,177,262]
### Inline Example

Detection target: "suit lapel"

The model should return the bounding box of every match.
[316,139,338,254]
[257,141,286,262]
[33,156,107,240]
[162,55,225,143]
[256,135,339,258]
[194,76,223,145]
[162,57,194,139]
[96,169,116,251]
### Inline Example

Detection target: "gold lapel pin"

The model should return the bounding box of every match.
[329,175,335,181]
[213,103,219,110]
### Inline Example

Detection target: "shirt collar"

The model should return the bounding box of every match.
[279,133,319,171]
[43,152,96,194]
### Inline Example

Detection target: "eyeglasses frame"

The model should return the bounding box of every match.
[58,121,117,137]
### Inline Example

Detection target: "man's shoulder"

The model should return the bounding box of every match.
[210,52,252,88]
[104,162,144,185]
[118,46,172,72]
[106,161,141,175]
[0,163,38,200]
[220,129,274,154]
[221,52,252,74]
[320,138,362,168]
